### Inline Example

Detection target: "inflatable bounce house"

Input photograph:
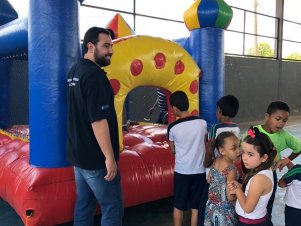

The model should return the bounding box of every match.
[0,0,232,225]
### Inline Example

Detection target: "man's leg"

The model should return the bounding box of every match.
[73,167,97,226]
[173,207,183,226]
[87,169,123,226]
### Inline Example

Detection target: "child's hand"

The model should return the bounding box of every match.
[227,181,236,194]
[227,180,241,194]
[276,158,290,171]
[228,188,236,195]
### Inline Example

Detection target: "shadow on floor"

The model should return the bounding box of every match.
[1,197,192,226]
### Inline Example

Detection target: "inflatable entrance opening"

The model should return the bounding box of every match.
[104,35,201,149]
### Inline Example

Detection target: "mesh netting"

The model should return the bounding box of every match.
[0,53,28,127]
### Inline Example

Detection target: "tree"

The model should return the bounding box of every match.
[285,52,301,60]
[247,42,274,57]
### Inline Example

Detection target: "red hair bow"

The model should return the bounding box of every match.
[247,129,255,138]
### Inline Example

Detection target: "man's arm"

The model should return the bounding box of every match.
[92,119,117,181]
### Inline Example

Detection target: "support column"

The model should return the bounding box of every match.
[190,28,224,127]
[28,0,81,167]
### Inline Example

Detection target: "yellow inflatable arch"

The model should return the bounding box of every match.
[104,35,201,150]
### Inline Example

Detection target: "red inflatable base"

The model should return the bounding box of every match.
[0,125,174,226]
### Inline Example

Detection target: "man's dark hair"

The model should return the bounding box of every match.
[217,95,239,118]
[106,28,115,40]
[169,91,189,111]
[82,27,111,54]
[266,101,290,115]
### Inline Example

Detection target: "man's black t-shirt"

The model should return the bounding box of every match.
[67,59,119,170]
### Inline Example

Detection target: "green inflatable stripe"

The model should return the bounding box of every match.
[215,0,233,29]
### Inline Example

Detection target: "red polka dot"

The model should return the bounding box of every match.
[189,80,198,94]
[130,59,143,76]
[154,53,166,69]
[174,60,184,74]
[109,79,120,95]
[191,109,199,116]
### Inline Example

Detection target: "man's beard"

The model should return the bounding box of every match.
[94,50,111,67]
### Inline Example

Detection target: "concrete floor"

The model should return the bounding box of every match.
[1,116,301,226]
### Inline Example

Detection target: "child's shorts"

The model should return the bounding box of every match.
[173,172,206,211]
[285,205,301,226]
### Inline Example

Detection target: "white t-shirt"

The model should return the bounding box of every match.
[168,116,207,174]
[235,169,274,219]
[283,164,301,209]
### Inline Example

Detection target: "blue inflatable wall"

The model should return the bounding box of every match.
[0,18,27,56]
[28,0,81,167]
[0,0,18,26]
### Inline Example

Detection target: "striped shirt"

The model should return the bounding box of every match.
[157,88,168,113]
[208,122,240,140]
[283,164,301,209]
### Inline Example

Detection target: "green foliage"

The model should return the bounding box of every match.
[247,42,274,57]
[285,52,301,60]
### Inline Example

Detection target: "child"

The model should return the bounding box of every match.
[204,94,240,169]
[255,101,301,224]
[228,126,277,226]
[200,95,240,226]
[278,160,301,226]
[167,91,207,226]
[204,131,240,226]
[148,88,168,124]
